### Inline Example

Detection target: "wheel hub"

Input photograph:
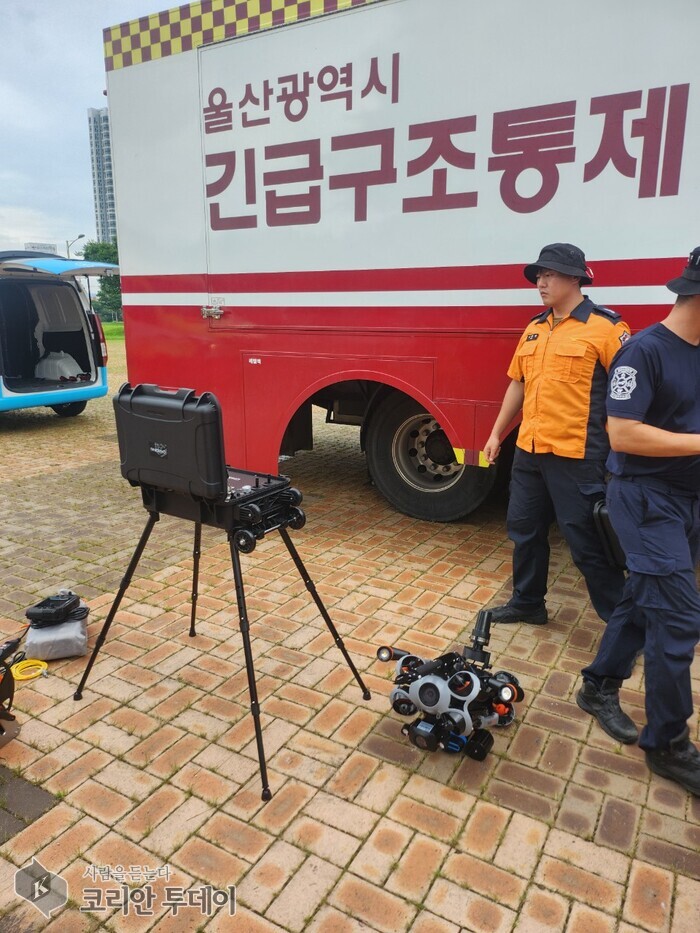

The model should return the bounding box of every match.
[394,415,463,492]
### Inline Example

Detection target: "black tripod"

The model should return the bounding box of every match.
[75,504,371,801]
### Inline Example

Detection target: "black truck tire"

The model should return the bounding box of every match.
[365,393,496,522]
[50,401,88,417]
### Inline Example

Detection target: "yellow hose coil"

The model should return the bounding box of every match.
[11,659,48,680]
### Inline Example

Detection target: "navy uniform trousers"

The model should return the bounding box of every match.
[507,448,625,621]
[583,475,700,750]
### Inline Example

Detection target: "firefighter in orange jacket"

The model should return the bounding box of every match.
[483,243,630,625]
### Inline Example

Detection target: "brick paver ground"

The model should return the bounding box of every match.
[0,341,698,932]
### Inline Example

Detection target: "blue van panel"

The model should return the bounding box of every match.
[0,368,108,412]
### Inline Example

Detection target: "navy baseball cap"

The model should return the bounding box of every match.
[524,243,593,286]
[666,246,700,296]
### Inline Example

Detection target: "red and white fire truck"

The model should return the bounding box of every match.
[104,0,698,520]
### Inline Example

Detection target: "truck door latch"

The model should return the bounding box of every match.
[201,297,225,320]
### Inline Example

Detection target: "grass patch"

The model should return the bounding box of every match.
[102,321,125,341]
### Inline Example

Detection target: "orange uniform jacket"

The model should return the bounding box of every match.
[508,298,631,460]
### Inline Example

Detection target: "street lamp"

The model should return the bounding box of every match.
[65,234,85,257]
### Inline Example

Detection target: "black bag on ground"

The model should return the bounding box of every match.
[24,591,90,660]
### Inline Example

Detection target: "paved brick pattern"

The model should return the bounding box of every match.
[0,341,698,931]
[0,765,57,846]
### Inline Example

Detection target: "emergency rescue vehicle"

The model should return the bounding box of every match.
[103,0,698,520]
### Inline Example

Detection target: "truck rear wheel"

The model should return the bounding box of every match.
[365,394,496,521]
[50,401,87,417]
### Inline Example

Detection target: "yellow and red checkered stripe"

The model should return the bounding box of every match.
[104,0,385,72]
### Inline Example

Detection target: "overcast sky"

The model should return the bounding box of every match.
[0,1,162,255]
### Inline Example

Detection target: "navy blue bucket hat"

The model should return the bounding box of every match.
[524,243,593,286]
[666,246,700,296]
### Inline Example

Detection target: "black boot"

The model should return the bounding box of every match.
[488,603,548,625]
[576,678,638,744]
[646,728,700,796]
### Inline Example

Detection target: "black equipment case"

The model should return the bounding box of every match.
[113,383,294,535]
[114,384,228,500]
[76,382,370,803]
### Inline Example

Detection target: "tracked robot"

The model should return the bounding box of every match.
[377,609,524,759]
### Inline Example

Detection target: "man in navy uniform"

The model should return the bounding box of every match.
[577,247,700,795]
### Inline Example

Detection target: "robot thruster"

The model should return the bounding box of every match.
[377,609,524,760]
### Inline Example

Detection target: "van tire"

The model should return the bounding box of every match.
[51,401,88,417]
[365,393,496,522]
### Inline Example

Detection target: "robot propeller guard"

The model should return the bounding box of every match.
[377,609,524,760]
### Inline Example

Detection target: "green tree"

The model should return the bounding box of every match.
[81,240,122,322]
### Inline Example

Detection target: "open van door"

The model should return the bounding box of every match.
[0,252,117,417]
[0,257,119,278]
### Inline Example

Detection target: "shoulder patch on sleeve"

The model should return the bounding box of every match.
[591,303,622,322]
[610,365,637,400]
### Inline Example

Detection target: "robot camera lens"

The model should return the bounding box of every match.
[418,682,441,708]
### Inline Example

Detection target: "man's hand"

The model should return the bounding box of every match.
[484,433,502,463]
[483,380,525,464]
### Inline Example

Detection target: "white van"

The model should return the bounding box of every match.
[0,251,116,417]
